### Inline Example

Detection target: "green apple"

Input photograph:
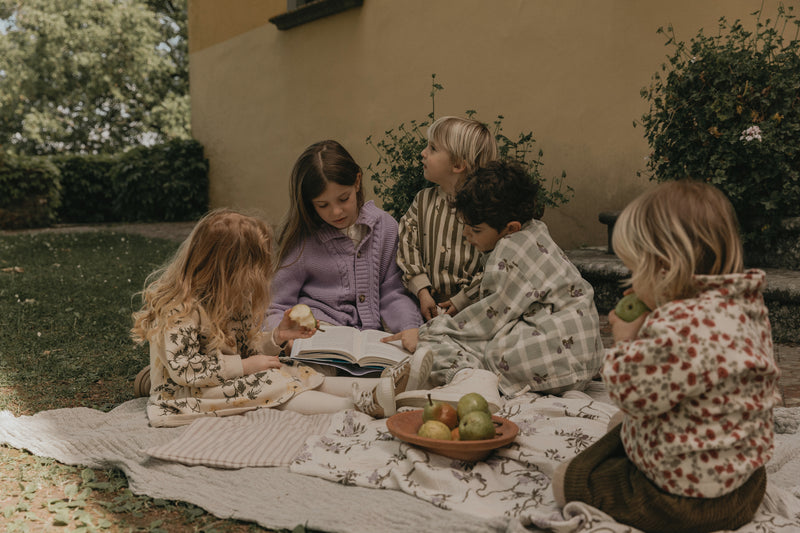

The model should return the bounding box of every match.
[289,304,319,330]
[458,410,496,441]
[422,393,459,429]
[457,392,490,419]
[614,293,650,322]
[417,419,452,440]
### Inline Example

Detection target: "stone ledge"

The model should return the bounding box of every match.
[567,247,800,343]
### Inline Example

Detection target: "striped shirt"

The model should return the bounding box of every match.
[397,187,482,311]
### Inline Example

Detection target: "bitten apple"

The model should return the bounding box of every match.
[289,304,319,330]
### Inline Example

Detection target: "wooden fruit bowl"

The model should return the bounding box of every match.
[386,409,519,462]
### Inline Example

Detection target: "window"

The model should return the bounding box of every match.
[269,0,363,31]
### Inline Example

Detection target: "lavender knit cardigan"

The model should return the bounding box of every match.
[267,201,423,333]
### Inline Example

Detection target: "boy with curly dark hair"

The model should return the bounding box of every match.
[387,160,603,401]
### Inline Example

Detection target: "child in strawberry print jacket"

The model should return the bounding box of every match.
[551,180,781,533]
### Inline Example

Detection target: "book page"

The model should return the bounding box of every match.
[289,327,409,367]
[355,330,409,366]
[289,326,359,363]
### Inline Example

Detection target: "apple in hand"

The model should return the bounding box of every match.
[289,304,319,330]
[417,420,452,440]
[614,294,650,322]
[422,393,458,429]
[458,410,496,441]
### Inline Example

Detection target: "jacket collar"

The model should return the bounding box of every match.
[316,201,377,243]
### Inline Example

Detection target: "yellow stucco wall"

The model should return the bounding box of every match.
[188,0,790,249]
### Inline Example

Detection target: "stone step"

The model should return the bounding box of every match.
[567,247,800,344]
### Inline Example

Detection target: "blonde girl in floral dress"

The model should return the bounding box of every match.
[551,180,781,532]
[131,209,409,427]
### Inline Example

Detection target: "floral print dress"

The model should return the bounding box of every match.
[146,306,324,427]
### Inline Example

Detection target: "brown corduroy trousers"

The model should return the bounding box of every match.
[563,424,766,533]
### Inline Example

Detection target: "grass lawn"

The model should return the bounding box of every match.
[0,230,306,532]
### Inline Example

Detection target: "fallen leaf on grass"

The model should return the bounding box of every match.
[1,266,24,273]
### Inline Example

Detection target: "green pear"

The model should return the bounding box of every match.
[457,410,496,441]
[614,294,650,322]
[457,392,490,419]
[417,420,452,440]
[422,393,458,429]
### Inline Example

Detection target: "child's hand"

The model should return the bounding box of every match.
[438,300,458,317]
[382,328,419,353]
[275,308,317,346]
[417,288,438,321]
[242,355,282,374]
[608,309,648,343]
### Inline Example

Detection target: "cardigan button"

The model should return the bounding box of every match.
[358,294,366,303]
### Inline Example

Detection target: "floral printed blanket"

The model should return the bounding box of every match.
[291,389,800,532]
[2,389,800,532]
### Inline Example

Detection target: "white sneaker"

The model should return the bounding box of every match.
[380,356,411,395]
[351,377,396,418]
[395,368,503,413]
[406,347,433,391]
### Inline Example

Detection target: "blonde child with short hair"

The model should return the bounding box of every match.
[397,116,498,321]
[132,209,410,426]
[551,180,781,532]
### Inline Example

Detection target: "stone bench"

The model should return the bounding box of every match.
[567,247,800,344]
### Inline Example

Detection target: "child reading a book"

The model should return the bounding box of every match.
[396,116,498,320]
[551,180,781,532]
[266,140,422,336]
[386,160,603,397]
[131,209,411,427]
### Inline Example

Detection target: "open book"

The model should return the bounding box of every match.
[289,326,409,376]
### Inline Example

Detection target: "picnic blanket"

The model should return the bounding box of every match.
[2,385,800,532]
[288,389,800,532]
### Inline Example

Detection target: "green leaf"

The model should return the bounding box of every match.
[0,0,189,154]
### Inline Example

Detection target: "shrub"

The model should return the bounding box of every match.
[367,75,572,220]
[638,5,800,248]
[1,139,209,228]
[111,139,209,222]
[51,153,117,223]
[0,152,60,229]
[366,119,429,220]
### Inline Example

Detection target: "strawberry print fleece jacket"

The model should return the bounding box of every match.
[603,269,781,498]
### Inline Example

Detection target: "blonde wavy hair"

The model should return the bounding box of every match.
[427,116,498,175]
[131,209,274,349]
[612,180,744,307]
